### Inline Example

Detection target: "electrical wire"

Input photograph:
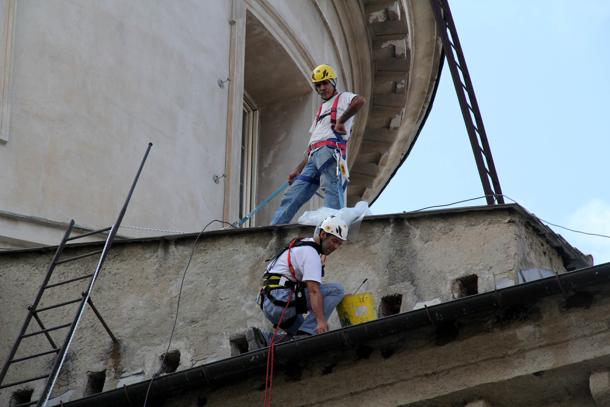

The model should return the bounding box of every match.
[120,225,188,234]
[407,194,610,241]
[141,219,236,407]
[409,195,491,212]
[500,194,610,240]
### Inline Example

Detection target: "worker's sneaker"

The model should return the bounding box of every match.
[246,327,268,351]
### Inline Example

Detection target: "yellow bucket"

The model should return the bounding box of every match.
[337,292,377,327]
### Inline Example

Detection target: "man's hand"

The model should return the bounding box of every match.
[288,157,308,184]
[315,320,329,334]
[288,169,300,185]
[333,95,366,135]
[306,280,327,335]
[333,121,347,135]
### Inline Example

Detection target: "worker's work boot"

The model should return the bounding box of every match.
[246,327,268,351]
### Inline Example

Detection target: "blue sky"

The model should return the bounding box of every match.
[372,1,610,264]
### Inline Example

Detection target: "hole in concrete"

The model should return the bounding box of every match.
[355,345,374,360]
[11,388,33,407]
[321,362,337,375]
[380,347,395,359]
[159,350,180,374]
[379,294,402,316]
[229,334,249,356]
[565,291,593,309]
[435,321,459,346]
[452,274,478,298]
[85,370,106,395]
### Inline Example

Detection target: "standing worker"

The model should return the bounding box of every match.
[259,216,348,337]
[270,64,366,225]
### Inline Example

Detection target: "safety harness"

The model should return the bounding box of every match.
[297,93,350,207]
[260,238,322,328]
[307,92,347,157]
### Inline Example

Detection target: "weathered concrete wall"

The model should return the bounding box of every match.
[196,286,610,407]
[0,207,587,404]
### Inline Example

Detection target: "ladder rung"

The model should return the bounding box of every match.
[65,226,112,241]
[45,273,94,289]
[35,298,82,312]
[10,348,60,363]
[0,374,49,389]
[54,249,103,265]
[22,323,71,338]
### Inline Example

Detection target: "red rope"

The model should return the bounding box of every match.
[265,238,298,406]
[264,294,292,407]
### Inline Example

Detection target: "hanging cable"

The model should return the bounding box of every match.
[407,194,610,241]
[410,195,491,212]
[119,225,188,234]
[141,219,236,407]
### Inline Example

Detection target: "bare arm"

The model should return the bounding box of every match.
[334,95,366,134]
[306,280,328,333]
[288,157,307,184]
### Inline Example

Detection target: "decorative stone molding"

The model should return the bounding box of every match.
[0,0,16,143]
[347,0,443,204]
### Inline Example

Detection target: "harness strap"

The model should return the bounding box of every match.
[315,92,341,124]
[286,238,298,281]
[262,289,294,308]
[319,155,338,173]
[262,274,299,290]
[307,140,347,157]
[261,239,323,309]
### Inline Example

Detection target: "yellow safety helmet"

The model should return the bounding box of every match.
[311,64,337,83]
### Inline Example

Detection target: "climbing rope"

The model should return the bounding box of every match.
[264,293,293,407]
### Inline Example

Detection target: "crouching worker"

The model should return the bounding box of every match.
[259,216,347,337]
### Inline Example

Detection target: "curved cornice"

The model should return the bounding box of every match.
[346,0,443,205]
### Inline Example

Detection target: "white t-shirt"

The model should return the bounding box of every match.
[308,91,358,146]
[266,238,323,284]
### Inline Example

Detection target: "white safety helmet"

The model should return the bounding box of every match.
[318,216,349,241]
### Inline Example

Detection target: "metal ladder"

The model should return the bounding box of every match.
[0,143,152,406]
[430,0,505,205]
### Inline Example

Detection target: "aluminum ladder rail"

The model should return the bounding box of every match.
[430,0,505,205]
[0,143,153,406]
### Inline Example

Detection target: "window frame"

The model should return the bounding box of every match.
[239,93,259,226]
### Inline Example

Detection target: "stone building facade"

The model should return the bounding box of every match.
[1,204,603,406]
[0,0,441,247]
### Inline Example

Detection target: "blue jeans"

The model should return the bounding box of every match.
[262,283,345,335]
[271,147,343,225]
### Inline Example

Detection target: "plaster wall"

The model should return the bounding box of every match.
[0,208,579,403]
[256,93,318,224]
